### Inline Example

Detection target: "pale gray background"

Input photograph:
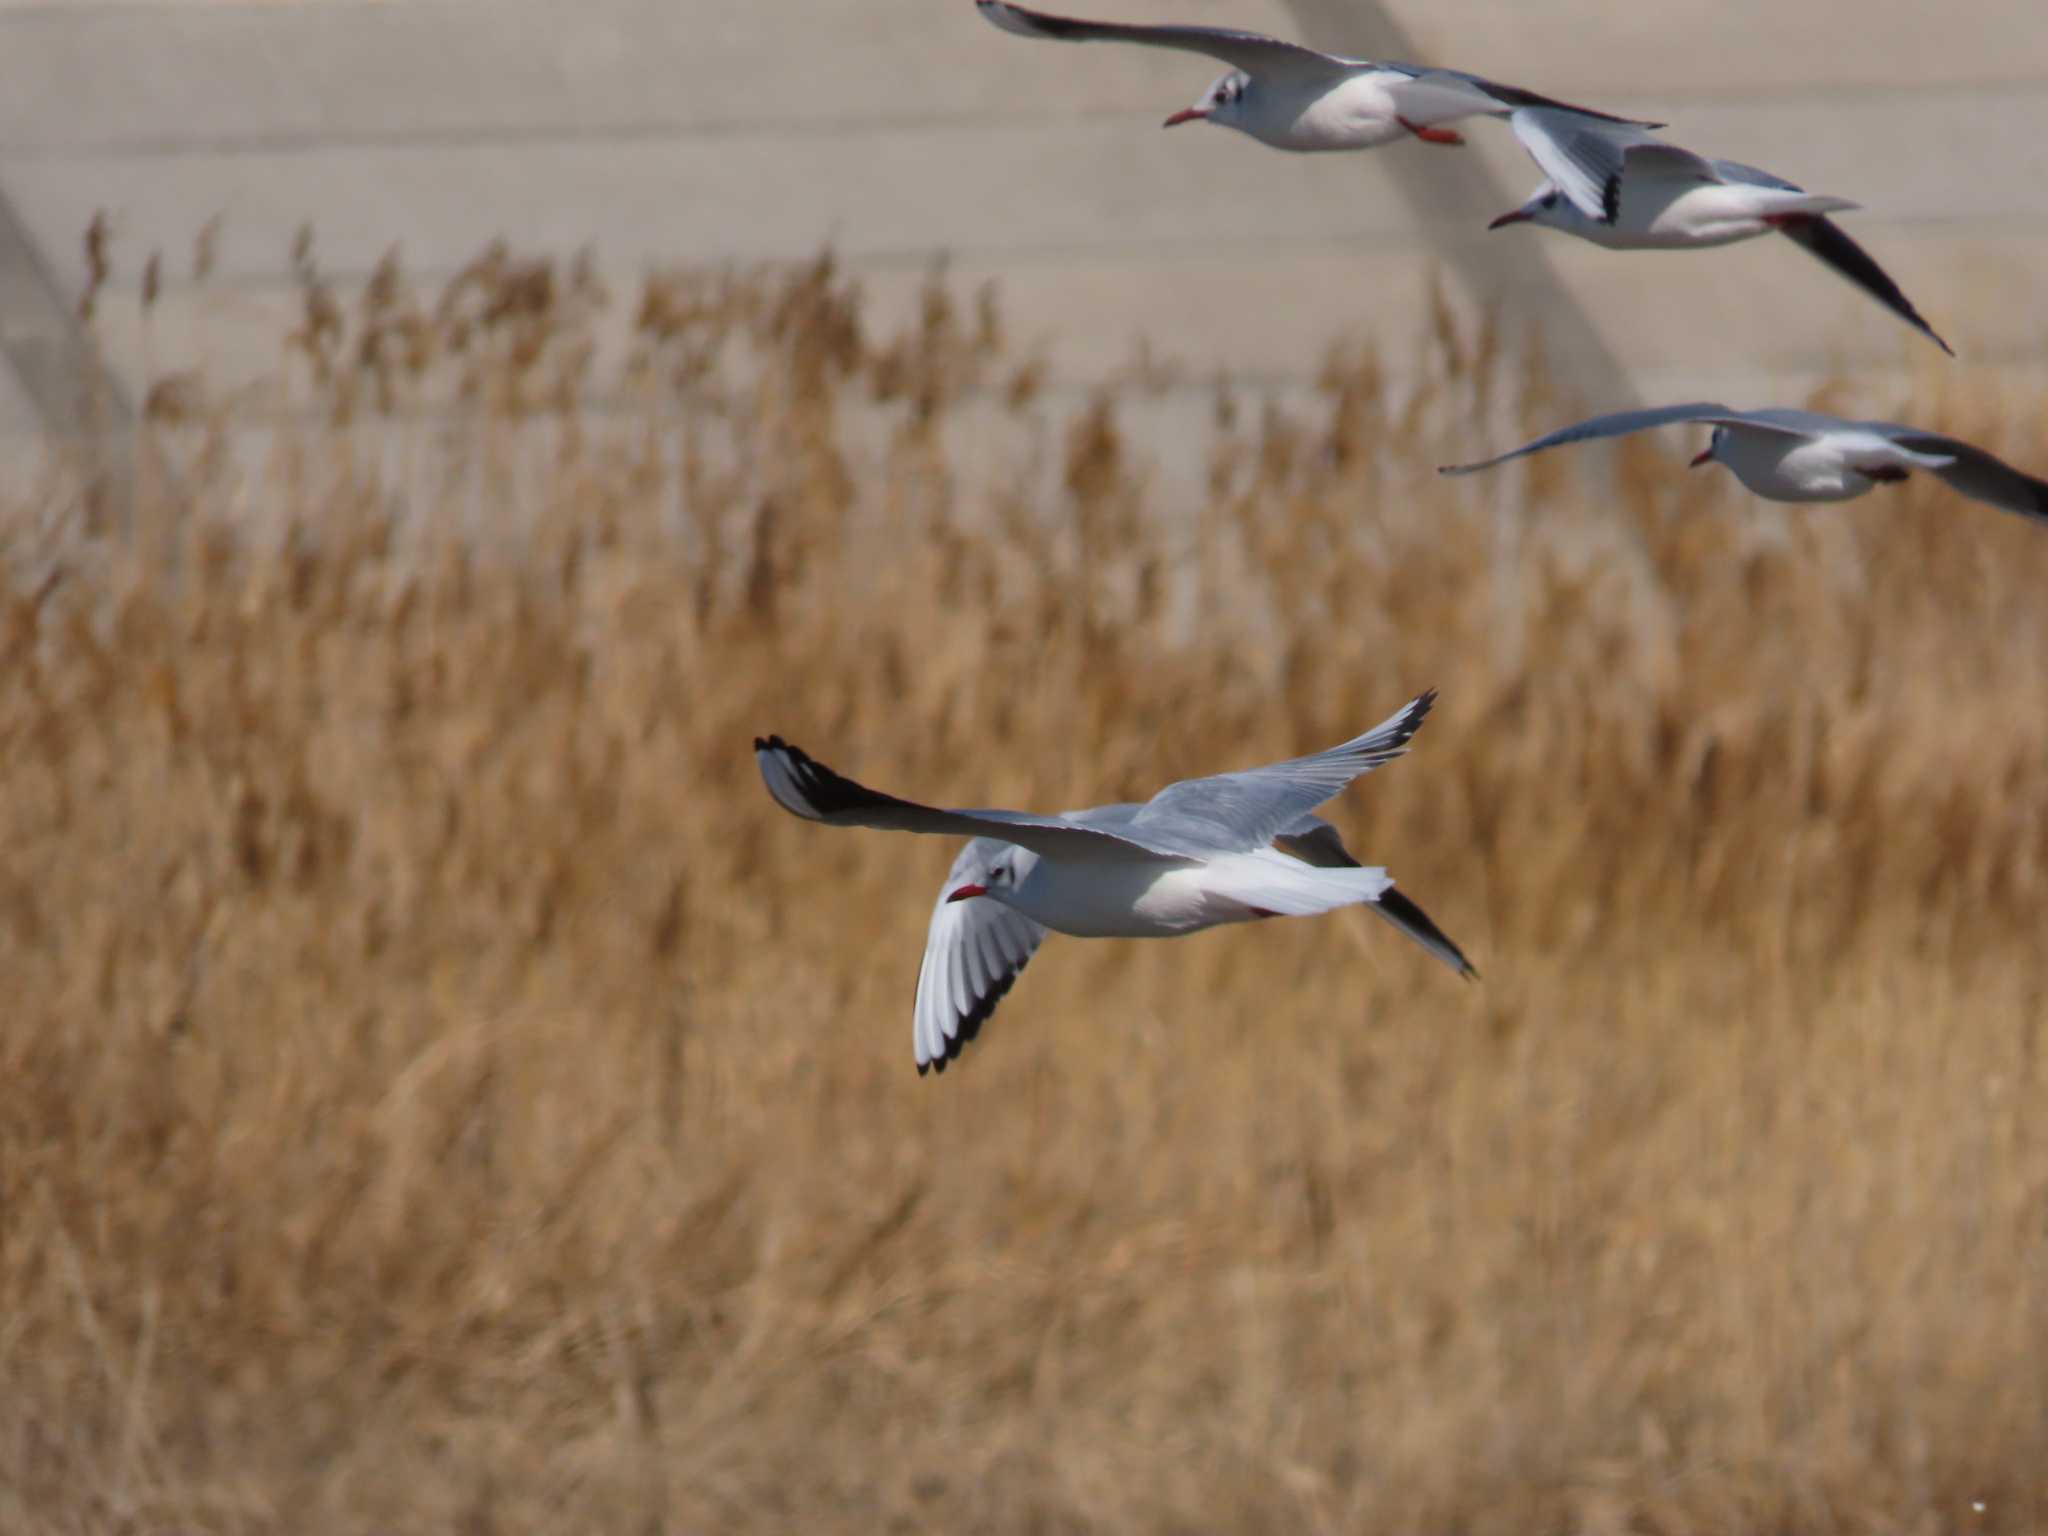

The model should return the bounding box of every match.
[1,0,2043,438]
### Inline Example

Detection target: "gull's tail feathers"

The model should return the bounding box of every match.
[1204,852,1393,919]
[1754,191,1862,220]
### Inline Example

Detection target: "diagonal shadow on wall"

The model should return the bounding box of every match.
[1278,0,1638,408]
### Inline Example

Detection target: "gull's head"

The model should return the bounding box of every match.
[1488,186,1569,232]
[946,845,1038,907]
[1166,69,1249,130]
[1689,426,1726,469]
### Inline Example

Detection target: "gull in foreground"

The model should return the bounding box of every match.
[756,690,1475,1074]
[1441,404,2048,521]
[1491,110,1951,355]
[976,0,1653,152]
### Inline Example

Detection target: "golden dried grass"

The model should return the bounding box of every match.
[3,245,2047,1533]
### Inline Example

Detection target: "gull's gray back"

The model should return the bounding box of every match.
[1124,694,1432,856]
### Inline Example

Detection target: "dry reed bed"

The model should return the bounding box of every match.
[3,248,2046,1532]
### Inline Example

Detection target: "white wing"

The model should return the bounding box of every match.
[975,0,1355,83]
[1510,108,1715,221]
[1128,690,1436,854]
[914,841,1048,1075]
[755,736,1189,864]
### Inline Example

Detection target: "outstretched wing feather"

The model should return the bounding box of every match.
[1892,434,2048,521]
[1509,109,1709,222]
[976,0,1353,80]
[755,736,1186,863]
[1437,403,1794,476]
[1397,65,1656,128]
[1129,691,1436,854]
[1775,217,1955,357]
[914,841,1048,1075]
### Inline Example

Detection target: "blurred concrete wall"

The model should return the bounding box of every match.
[0,0,2043,436]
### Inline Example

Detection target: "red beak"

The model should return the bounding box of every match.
[1487,208,1533,230]
[1688,448,1714,468]
[946,884,988,903]
[1162,107,1208,128]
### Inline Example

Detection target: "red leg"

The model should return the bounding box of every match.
[1398,116,1465,146]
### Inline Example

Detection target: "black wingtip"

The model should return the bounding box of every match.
[1375,886,1478,981]
[1362,688,1438,760]
[756,737,898,821]
[1779,215,1954,359]
[976,0,1075,40]
[1905,311,1957,359]
[1484,88,1660,132]
[915,951,1031,1079]
[1601,170,1622,225]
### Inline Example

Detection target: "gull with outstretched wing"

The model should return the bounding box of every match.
[976,0,1653,153]
[1493,111,1951,356]
[1442,404,2047,520]
[757,689,1476,1074]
